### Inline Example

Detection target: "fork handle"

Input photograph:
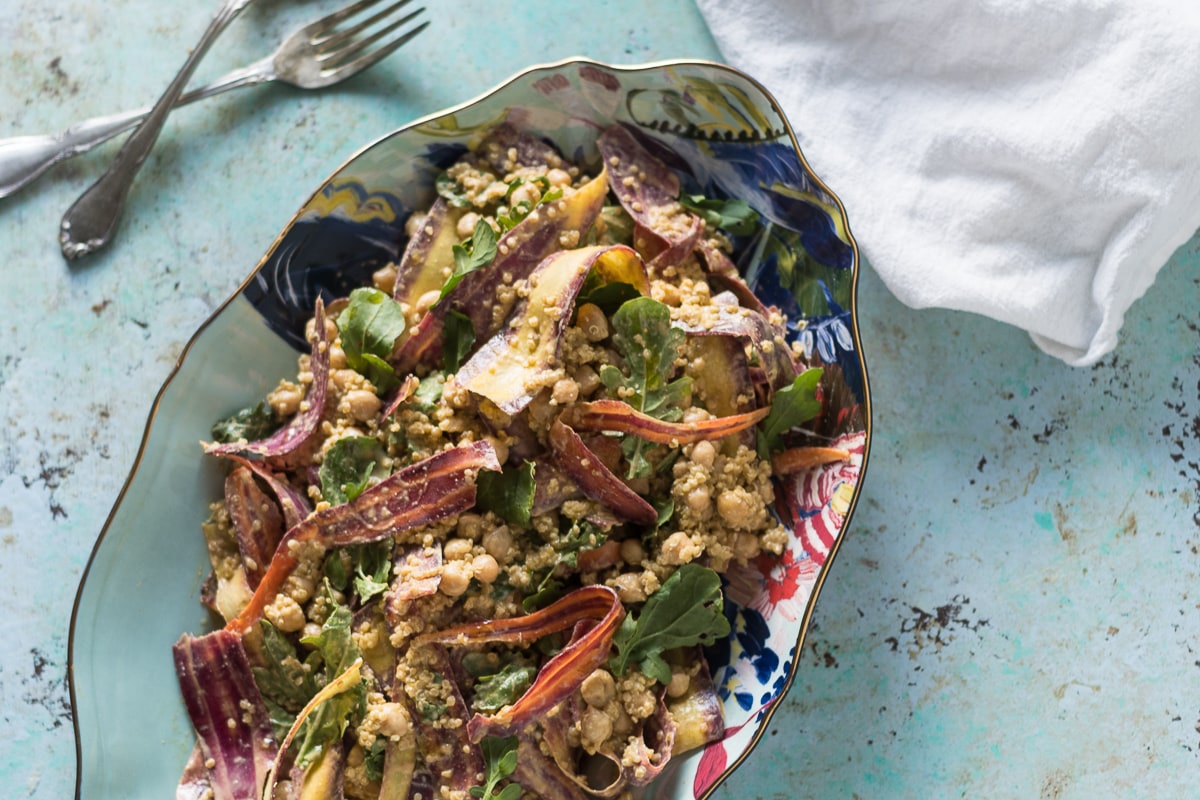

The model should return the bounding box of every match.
[0,58,272,201]
[59,0,255,260]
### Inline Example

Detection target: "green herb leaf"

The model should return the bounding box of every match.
[336,287,406,392]
[756,367,824,456]
[679,193,759,236]
[251,620,319,722]
[439,219,498,302]
[294,582,366,769]
[471,663,537,714]
[349,540,392,605]
[363,738,387,782]
[443,309,476,373]
[411,373,445,413]
[599,297,692,477]
[577,280,641,318]
[608,564,730,684]
[435,171,470,208]
[210,399,280,443]
[469,735,522,800]
[475,461,536,527]
[319,436,384,505]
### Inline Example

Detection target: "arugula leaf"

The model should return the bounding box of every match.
[756,367,824,456]
[471,663,537,714]
[435,171,471,208]
[599,297,692,477]
[411,373,445,413]
[438,219,498,302]
[608,564,730,685]
[319,436,384,505]
[475,461,536,527]
[251,620,320,739]
[577,280,641,318]
[294,582,366,769]
[336,288,406,392]
[679,192,758,236]
[210,399,280,443]
[469,735,522,800]
[364,738,387,782]
[653,497,675,529]
[350,540,392,604]
[443,309,476,373]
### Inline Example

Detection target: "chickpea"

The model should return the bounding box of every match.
[690,440,716,468]
[682,406,712,424]
[611,572,646,603]
[666,670,691,699]
[404,212,427,238]
[331,368,361,391]
[265,595,305,633]
[572,365,602,397]
[581,669,616,707]
[415,289,441,317]
[733,531,762,561]
[328,344,348,370]
[580,707,613,752]
[442,538,473,560]
[484,435,509,466]
[456,513,484,541]
[482,526,513,562]
[472,554,500,584]
[375,702,412,738]
[439,561,471,597]
[372,264,398,295]
[660,531,700,565]
[717,489,756,529]
[509,181,540,209]
[345,389,381,422]
[575,303,609,342]
[619,538,646,566]
[456,211,481,239]
[269,386,303,417]
[551,377,579,405]
[686,486,711,515]
[546,168,572,187]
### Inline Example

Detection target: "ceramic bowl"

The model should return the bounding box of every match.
[69,57,870,799]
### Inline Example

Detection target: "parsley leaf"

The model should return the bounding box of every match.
[319,436,384,505]
[336,288,406,392]
[608,564,730,685]
[497,177,564,232]
[679,192,758,236]
[210,399,280,443]
[294,582,366,769]
[443,309,476,373]
[350,540,392,604]
[476,461,536,527]
[438,219,498,302]
[469,735,522,800]
[599,297,692,477]
[435,171,471,208]
[756,367,824,456]
[250,620,320,739]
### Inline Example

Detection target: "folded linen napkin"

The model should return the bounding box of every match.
[695,0,1200,365]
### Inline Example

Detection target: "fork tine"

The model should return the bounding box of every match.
[315,0,415,50]
[308,0,388,32]
[321,9,428,74]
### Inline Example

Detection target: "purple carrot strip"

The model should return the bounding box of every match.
[392,168,609,373]
[402,644,483,793]
[393,199,462,309]
[669,654,726,756]
[224,467,284,589]
[625,688,678,787]
[378,373,420,423]
[226,441,500,635]
[517,725,597,799]
[675,293,797,391]
[176,744,215,800]
[173,630,278,800]
[473,123,567,173]
[597,124,698,264]
[205,299,331,461]
[548,419,658,527]
[227,455,312,531]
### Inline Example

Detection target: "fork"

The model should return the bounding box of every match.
[55,0,428,259]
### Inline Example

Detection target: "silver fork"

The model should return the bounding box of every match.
[54,0,428,259]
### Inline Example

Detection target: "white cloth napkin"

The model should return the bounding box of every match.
[695,0,1200,365]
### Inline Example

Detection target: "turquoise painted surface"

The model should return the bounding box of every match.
[1,1,1198,798]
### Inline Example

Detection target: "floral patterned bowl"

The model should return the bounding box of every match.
[69,58,870,799]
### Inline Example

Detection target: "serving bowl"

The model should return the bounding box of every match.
[69,57,870,799]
